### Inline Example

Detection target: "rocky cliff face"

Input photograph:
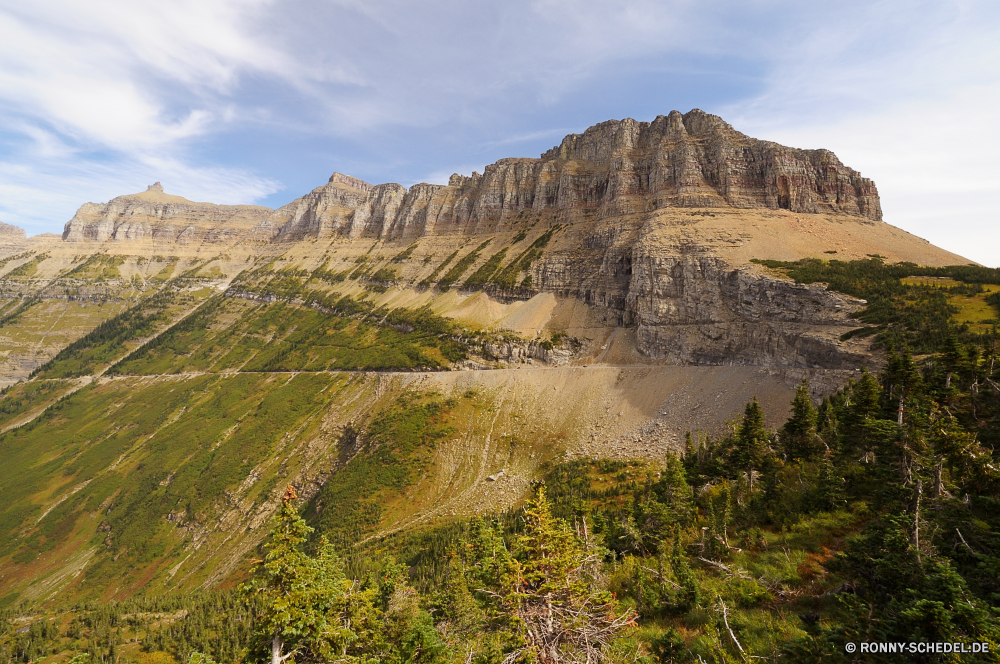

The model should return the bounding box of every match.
[63,110,881,246]
[50,110,913,372]
[271,109,881,241]
[62,182,274,244]
[526,222,870,371]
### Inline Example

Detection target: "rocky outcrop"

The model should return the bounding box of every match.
[0,221,26,240]
[61,111,882,245]
[270,174,392,240]
[272,109,880,241]
[530,236,869,370]
[62,182,275,244]
[626,254,867,369]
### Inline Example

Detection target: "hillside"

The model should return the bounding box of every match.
[0,108,991,623]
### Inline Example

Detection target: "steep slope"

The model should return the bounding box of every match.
[0,110,982,606]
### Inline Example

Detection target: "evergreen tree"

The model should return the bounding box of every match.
[941,334,964,390]
[730,398,772,484]
[668,529,699,614]
[241,486,352,664]
[817,451,844,511]
[654,452,693,525]
[780,381,818,461]
[461,488,636,663]
[632,453,694,553]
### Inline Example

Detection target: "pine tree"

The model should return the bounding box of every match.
[669,528,699,614]
[841,369,883,455]
[817,451,844,511]
[241,486,352,664]
[730,398,772,484]
[942,334,963,390]
[654,452,693,525]
[780,381,818,461]
[465,488,636,662]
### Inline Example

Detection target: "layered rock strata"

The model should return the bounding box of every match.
[50,109,915,372]
[268,109,880,241]
[63,110,881,245]
[0,221,26,240]
[62,182,274,244]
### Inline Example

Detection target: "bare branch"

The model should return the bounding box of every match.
[717,599,744,654]
[697,557,752,580]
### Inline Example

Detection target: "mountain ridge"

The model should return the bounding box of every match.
[0,110,990,607]
[59,109,884,246]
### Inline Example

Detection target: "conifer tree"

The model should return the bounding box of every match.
[730,398,772,484]
[780,381,818,461]
[463,488,636,663]
[942,334,963,390]
[817,451,844,511]
[654,452,693,525]
[241,486,352,664]
[668,528,699,614]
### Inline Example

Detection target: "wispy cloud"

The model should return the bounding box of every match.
[0,0,996,264]
[722,0,1000,266]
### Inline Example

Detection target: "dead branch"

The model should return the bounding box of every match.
[716,599,745,654]
[637,564,682,590]
[956,528,977,554]
[697,557,752,580]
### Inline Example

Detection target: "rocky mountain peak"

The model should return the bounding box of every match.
[328,172,374,192]
[0,220,26,239]
[62,110,884,245]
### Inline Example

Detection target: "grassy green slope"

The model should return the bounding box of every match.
[110,297,464,375]
[0,371,370,601]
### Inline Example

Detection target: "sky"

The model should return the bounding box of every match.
[0,0,997,266]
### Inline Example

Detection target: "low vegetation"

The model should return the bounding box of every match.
[31,288,199,379]
[437,240,491,291]
[4,254,50,280]
[62,255,126,281]
[110,293,470,375]
[3,326,998,662]
[753,257,1000,351]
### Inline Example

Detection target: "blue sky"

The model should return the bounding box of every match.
[0,0,997,266]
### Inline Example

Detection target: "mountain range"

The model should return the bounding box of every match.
[0,109,975,605]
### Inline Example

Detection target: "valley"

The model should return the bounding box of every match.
[0,110,997,664]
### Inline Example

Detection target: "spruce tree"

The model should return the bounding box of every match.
[942,334,963,390]
[780,381,818,462]
[817,451,844,511]
[730,398,771,483]
[241,486,352,664]
[668,529,699,614]
[464,488,636,662]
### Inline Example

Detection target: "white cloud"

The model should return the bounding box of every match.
[721,0,1000,266]
[0,0,996,268]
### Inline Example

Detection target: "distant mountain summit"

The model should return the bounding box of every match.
[62,110,882,245]
[0,220,26,239]
[269,108,883,241]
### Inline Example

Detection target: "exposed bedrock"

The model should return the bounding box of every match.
[277,108,880,241]
[62,183,274,244]
[63,110,881,244]
[269,109,881,241]
[534,244,868,370]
